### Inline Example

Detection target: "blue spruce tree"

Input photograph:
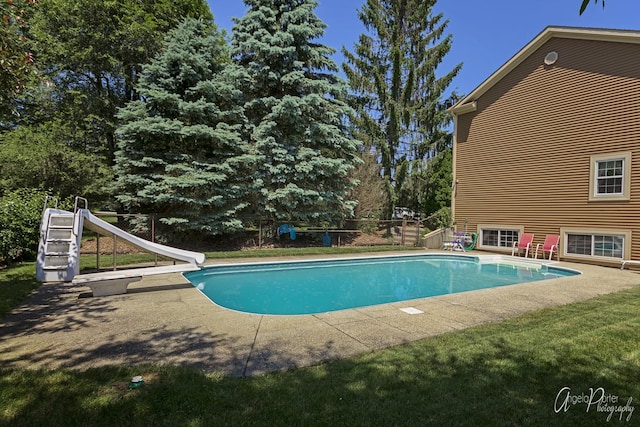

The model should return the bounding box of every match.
[232,0,360,225]
[114,19,254,242]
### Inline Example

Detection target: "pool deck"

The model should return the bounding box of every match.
[1,250,639,377]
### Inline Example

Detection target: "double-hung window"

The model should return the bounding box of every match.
[589,152,631,201]
[596,159,623,194]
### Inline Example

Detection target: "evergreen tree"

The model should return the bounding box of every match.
[114,19,253,242]
[232,0,360,225]
[342,0,461,219]
[416,146,452,214]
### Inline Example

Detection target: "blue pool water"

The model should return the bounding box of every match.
[183,254,579,315]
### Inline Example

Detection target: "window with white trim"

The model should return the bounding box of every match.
[481,228,519,248]
[589,152,631,201]
[566,233,624,259]
[596,159,623,194]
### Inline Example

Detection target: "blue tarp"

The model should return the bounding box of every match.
[278,224,296,240]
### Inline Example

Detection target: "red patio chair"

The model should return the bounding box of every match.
[534,235,560,261]
[511,233,534,258]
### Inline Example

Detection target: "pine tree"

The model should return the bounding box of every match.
[114,19,254,242]
[342,0,461,219]
[232,0,360,225]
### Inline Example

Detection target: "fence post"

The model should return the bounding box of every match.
[401,218,406,246]
[96,234,100,270]
[113,233,117,271]
[151,214,157,266]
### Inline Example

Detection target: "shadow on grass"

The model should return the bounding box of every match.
[2,289,639,426]
[0,264,40,317]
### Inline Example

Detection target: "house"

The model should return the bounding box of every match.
[449,26,640,265]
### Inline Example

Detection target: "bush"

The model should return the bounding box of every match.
[424,206,452,231]
[0,189,49,264]
[0,122,113,203]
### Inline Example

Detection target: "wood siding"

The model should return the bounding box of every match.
[453,37,640,263]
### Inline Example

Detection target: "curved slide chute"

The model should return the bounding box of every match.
[78,209,205,265]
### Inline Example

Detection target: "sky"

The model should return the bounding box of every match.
[206,0,640,98]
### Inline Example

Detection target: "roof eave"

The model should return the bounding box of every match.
[448,26,640,116]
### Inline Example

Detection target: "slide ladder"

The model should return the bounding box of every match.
[36,197,205,283]
[36,206,79,282]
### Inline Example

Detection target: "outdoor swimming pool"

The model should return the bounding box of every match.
[184,254,580,315]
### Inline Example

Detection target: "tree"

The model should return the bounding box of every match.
[114,19,254,242]
[0,120,113,201]
[0,0,39,118]
[580,0,605,15]
[416,146,452,215]
[348,145,386,219]
[27,0,213,162]
[343,0,461,219]
[232,0,361,225]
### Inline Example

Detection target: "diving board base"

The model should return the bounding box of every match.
[84,276,142,296]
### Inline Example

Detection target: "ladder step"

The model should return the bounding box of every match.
[45,242,70,253]
[42,265,69,271]
[44,255,69,267]
[49,216,74,227]
[47,229,73,240]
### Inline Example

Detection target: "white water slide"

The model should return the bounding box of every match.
[36,200,205,283]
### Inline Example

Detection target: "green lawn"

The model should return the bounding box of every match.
[0,264,39,317]
[1,251,639,426]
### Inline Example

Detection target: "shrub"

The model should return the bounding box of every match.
[424,206,452,231]
[0,189,49,264]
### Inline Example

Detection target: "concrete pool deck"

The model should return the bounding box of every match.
[1,251,639,377]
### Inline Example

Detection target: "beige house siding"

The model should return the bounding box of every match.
[452,36,640,264]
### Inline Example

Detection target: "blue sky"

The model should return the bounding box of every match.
[207,0,640,97]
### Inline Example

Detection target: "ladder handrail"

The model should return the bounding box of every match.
[72,197,88,237]
[41,194,58,217]
[40,195,59,239]
[74,196,88,213]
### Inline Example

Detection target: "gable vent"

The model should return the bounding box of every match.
[544,51,559,65]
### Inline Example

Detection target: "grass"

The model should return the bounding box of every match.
[76,245,420,272]
[1,249,639,426]
[0,264,39,317]
[202,245,422,259]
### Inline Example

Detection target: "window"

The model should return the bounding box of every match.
[596,159,623,194]
[589,152,631,201]
[479,225,522,249]
[562,228,630,260]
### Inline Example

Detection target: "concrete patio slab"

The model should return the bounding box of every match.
[1,251,639,377]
